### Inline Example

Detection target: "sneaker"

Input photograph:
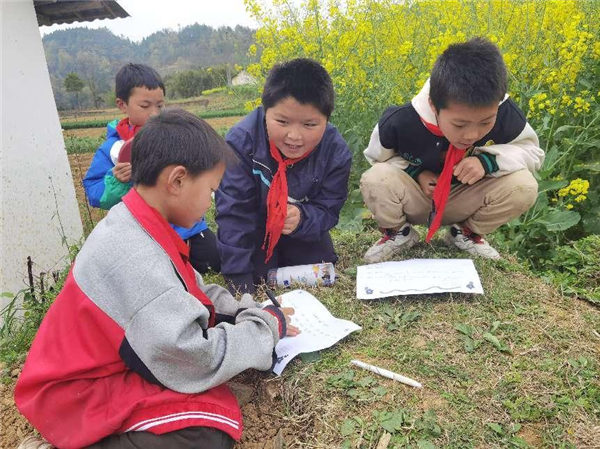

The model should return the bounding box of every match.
[444,224,500,259]
[364,224,420,263]
[17,436,54,449]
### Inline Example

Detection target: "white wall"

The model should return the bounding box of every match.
[1,0,83,319]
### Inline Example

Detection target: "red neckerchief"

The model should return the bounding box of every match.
[116,118,141,141]
[420,118,466,243]
[263,140,314,262]
[123,189,216,327]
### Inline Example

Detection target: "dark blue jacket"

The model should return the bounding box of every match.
[216,107,352,277]
[82,120,208,239]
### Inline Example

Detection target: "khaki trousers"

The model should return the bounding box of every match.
[360,163,538,235]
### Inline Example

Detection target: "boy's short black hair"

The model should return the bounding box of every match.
[131,108,237,186]
[262,58,334,118]
[115,63,166,103]
[430,37,507,111]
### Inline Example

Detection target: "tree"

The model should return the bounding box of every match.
[63,72,85,109]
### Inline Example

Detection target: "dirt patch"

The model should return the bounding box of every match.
[2,370,293,448]
[64,128,107,139]
[1,372,36,449]
[517,424,543,447]
[205,116,244,130]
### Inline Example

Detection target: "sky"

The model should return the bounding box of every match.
[40,0,259,41]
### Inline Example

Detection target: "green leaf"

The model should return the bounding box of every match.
[583,162,600,173]
[488,422,504,435]
[455,323,474,336]
[401,310,423,324]
[340,419,356,436]
[537,179,568,193]
[417,440,436,449]
[327,370,356,388]
[538,210,581,231]
[379,410,405,433]
[489,320,501,333]
[483,332,510,353]
[373,386,388,396]
[1,292,15,298]
[357,376,376,387]
[464,336,476,353]
[553,124,578,135]
[583,215,600,234]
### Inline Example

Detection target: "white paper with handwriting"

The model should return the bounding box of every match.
[357,259,484,299]
[262,289,361,375]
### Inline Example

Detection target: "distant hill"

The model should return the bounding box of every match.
[43,24,256,110]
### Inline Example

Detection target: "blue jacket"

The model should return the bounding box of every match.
[82,120,207,239]
[215,107,352,277]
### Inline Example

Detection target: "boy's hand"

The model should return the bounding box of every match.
[281,307,301,336]
[113,162,132,183]
[454,157,485,185]
[282,204,301,235]
[417,170,438,197]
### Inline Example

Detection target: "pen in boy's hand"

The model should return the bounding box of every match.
[265,289,281,307]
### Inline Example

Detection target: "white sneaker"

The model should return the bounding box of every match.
[364,224,420,263]
[444,224,500,260]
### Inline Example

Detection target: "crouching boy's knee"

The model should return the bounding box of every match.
[507,170,538,213]
[360,162,400,187]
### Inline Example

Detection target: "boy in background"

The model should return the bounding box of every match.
[83,63,220,273]
[361,38,544,261]
[16,109,298,449]
[216,58,352,294]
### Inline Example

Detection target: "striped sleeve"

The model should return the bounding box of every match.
[474,153,499,174]
[404,164,425,180]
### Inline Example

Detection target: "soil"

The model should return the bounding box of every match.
[1,370,290,449]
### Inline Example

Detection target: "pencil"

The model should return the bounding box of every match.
[351,359,422,388]
[265,289,281,307]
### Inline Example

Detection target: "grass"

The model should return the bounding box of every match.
[2,224,599,446]
[7,221,597,446]
[243,227,600,447]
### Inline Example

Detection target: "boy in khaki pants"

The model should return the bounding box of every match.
[361,38,544,261]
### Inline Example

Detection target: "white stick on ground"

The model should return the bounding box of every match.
[351,359,423,389]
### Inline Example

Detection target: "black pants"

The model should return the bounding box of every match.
[187,228,221,274]
[227,231,337,294]
[86,426,234,449]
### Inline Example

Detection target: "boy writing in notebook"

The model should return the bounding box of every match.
[361,38,544,261]
[16,109,298,449]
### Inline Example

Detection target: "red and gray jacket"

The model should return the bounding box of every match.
[15,189,285,448]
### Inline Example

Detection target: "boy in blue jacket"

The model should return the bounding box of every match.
[83,63,220,273]
[216,58,352,294]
